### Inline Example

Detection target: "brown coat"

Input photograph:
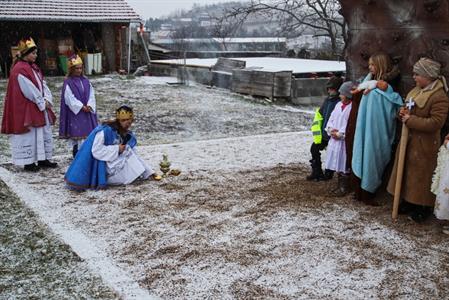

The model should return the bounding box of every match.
[345,92,362,169]
[387,89,449,206]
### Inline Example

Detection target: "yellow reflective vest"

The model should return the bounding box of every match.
[311,109,323,144]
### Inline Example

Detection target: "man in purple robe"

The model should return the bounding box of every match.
[59,54,98,157]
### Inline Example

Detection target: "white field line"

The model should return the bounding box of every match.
[0,167,160,300]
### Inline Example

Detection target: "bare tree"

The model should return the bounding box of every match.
[216,0,345,58]
[213,17,241,51]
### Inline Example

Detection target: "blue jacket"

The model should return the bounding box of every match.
[319,94,340,141]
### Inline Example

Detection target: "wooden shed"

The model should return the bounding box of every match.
[0,0,141,77]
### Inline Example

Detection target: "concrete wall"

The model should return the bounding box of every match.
[150,63,212,84]
[212,71,232,89]
[181,66,212,85]
[150,63,178,77]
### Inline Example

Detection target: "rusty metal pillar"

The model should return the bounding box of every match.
[339,0,449,96]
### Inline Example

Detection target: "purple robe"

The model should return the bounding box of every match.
[59,76,98,139]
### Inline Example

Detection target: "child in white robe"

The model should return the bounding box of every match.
[432,135,449,234]
[325,81,355,196]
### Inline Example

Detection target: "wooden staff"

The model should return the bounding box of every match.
[392,123,409,221]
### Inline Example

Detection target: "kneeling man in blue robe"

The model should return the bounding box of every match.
[65,105,161,190]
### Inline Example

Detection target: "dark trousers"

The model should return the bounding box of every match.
[310,140,328,162]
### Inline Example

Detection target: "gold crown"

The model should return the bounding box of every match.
[116,109,134,120]
[68,55,83,69]
[17,37,37,54]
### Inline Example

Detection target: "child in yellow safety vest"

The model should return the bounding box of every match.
[306,74,343,181]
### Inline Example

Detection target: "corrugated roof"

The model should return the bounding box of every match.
[0,0,141,22]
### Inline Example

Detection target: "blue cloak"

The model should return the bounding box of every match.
[352,82,403,193]
[64,124,137,190]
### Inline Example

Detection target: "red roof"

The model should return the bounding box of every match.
[0,0,141,22]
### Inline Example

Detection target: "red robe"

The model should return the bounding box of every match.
[1,61,56,135]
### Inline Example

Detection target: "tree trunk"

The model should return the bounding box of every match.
[329,32,339,59]
[339,0,449,96]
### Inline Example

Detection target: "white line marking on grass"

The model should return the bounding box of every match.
[0,167,160,300]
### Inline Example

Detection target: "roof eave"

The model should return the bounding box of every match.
[0,18,141,23]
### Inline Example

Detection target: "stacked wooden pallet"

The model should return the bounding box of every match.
[232,69,292,100]
[211,58,246,89]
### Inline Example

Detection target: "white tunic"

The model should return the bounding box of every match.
[432,145,449,220]
[325,101,352,173]
[91,131,154,185]
[64,83,96,148]
[9,70,54,166]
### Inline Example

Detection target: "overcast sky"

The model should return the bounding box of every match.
[126,0,238,19]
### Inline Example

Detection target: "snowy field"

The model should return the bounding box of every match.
[1,75,449,299]
[152,57,346,74]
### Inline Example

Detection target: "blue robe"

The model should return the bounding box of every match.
[64,124,137,190]
[352,80,403,193]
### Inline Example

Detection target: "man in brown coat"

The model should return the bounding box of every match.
[388,57,449,222]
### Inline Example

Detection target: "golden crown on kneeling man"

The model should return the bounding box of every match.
[116,109,134,120]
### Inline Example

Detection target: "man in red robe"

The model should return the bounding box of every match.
[1,37,57,171]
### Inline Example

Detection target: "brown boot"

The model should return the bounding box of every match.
[331,174,350,197]
[361,194,380,206]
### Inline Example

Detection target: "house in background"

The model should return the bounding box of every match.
[0,0,141,77]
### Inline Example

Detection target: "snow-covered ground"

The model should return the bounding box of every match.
[1,75,449,299]
[0,75,312,163]
[152,57,346,74]
[0,180,120,299]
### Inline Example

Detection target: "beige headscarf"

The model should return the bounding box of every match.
[413,57,448,92]
[407,58,448,107]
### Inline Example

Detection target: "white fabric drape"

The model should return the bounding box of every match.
[432,145,449,220]
[92,131,154,185]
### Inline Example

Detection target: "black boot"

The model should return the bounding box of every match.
[72,144,78,158]
[323,169,334,181]
[408,205,432,223]
[38,160,58,168]
[24,163,40,172]
[398,200,415,215]
[306,159,324,181]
